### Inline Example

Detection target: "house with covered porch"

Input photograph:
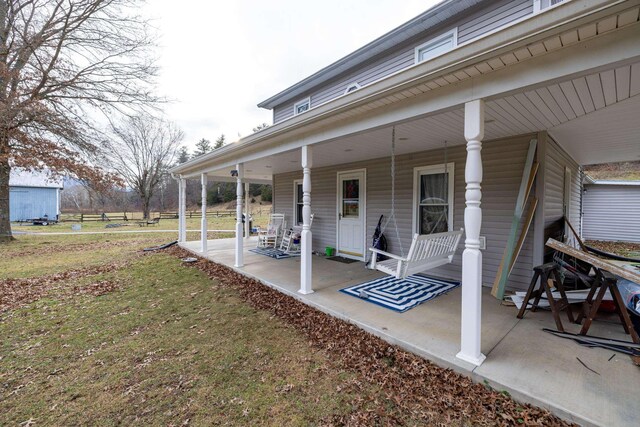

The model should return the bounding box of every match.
[171,0,640,424]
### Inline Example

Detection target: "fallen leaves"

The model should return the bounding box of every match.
[167,246,574,426]
[585,240,640,258]
[0,263,127,313]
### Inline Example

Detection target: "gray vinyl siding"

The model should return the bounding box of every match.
[583,185,640,243]
[9,186,59,221]
[273,134,536,291]
[543,138,582,234]
[457,0,532,44]
[273,0,533,124]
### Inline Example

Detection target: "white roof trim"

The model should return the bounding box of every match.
[9,169,64,189]
[585,180,640,186]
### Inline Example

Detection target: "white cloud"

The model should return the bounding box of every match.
[148,0,440,150]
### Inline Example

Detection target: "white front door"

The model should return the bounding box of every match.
[337,170,366,259]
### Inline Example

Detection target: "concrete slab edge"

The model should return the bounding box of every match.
[178,243,597,427]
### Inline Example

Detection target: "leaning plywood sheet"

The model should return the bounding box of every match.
[492,138,538,300]
[492,196,538,294]
[546,239,640,284]
[508,197,538,276]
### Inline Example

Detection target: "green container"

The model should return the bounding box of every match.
[325,246,335,257]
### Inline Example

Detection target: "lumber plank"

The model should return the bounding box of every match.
[508,197,538,275]
[515,139,538,217]
[564,216,586,251]
[492,139,538,299]
[546,239,640,284]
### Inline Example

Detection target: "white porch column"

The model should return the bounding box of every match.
[456,99,486,366]
[299,146,313,294]
[235,164,244,268]
[244,183,250,240]
[200,173,208,253]
[178,177,187,243]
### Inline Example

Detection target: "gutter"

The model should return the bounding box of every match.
[586,180,640,186]
[171,0,634,177]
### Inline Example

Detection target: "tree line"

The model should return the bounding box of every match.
[60,130,272,218]
[174,135,272,209]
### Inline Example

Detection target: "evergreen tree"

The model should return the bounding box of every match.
[260,185,272,202]
[214,134,226,149]
[193,138,212,156]
[176,146,190,164]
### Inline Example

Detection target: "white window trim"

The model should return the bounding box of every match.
[414,28,457,64]
[293,97,311,116]
[293,179,303,225]
[344,82,361,94]
[412,162,455,235]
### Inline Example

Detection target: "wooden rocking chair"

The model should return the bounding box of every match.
[369,229,463,279]
[279,214,314,254]
[257,213,286,248]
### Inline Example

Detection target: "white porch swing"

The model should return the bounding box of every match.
[368,127,463,279]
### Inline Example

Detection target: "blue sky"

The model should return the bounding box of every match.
[148,0,440,150]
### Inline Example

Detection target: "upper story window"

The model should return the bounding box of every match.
[344,82,361,94]
[414,29,457,64]
[535,0,565,12]
[294,98,310,115]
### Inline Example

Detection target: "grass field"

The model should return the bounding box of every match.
[0,233,369,425]
[1,232,566,426]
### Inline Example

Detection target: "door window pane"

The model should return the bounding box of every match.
[343,179,359,199]
[342,179,359,218]
[343,200,359,218]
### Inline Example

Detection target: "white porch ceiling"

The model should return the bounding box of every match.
[207,58,640,183]
[549,94,640,165]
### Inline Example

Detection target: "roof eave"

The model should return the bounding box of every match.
[172,0,630,177]
[256,0,481,110]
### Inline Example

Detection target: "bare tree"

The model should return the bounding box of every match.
[0,0,158,241]
[61,184,88,211]
[105,114,183,219]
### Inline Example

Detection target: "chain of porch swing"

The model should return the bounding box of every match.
[373,126,450,258]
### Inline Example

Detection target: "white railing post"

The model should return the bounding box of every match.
[457,99,486,366]
[178,177,187,243]
[200,173,208,253]
[244,182,250,240]
[299,145,313,294]
[235,164,244,268]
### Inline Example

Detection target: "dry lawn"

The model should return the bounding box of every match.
[0,234,571,425]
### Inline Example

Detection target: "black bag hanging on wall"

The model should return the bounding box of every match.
[371,214,388,262]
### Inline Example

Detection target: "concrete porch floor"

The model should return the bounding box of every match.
[181,237,638,427]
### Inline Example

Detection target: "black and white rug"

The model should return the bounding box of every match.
[249,247,296,259]
[340,275,460,312]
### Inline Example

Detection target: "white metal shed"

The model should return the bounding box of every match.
[583,179,640,243]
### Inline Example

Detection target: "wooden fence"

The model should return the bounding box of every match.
[59,209,270,223]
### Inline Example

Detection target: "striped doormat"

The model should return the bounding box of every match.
[249,247,296,259]
[340,275,460,312]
